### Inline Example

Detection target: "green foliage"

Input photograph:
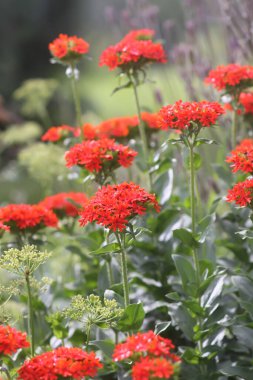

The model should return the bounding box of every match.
[18,142,68,188]
[0,122,42,147]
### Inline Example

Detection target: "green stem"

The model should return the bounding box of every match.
[106,260,113,286]
[86,323,91,350]
[115,233,130,308]
[232,107,238,148]
[189,144,200,283]
[130,74,152,190]
[188,141,203,355]
[25,275,35,357]
[70,65,82,128]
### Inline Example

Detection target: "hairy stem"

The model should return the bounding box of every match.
[232,107,238,148]
[70,65,82,128]
[130,74,152,190]
[116,233,130,308]
[25,274,35,357]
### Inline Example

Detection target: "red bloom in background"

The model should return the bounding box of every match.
[205,64,253,91]
[226,178,253,207]
[0,204,58,232]
[41,125,80,143]
[99,29,167,71]
[239,92,253,114]
[39,192,88,218]
[132,357,175,380]
[18,347,102,380]
[113,330,179,362]
[82,113,160,140]
[49,34,89,62]
[0,325,30,356]
[80,183,160,231]
[158,100,224,131]
[65,138,137,173]
[226,139,253,173]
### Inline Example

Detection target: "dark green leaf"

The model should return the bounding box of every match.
[172,254,197,294]
[173,228,200,248]
[117,303,145,332]
[89,243,120,256]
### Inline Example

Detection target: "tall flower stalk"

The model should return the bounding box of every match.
[99,28,167,190]
[79,182,160,309]
[128,71,152,190]
[0,245,52,357]
[115,232,130,307]
[49,33,90,131]
[159,99,225,359]
[70,64,82,127]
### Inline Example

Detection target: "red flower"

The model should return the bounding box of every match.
[99,29,167,71]
[65,138,137,173]
[39,192,88,218]
[0,204,58,232]
[82,113,160,140]
[226,139,253,174]
[41,125,80,143]
[18,347,102,380]
[113,330,179,362]
[239,92,253,114]
[0,325,30,356]
[49,34,89,62]
[0,222,10,232]
[205,64,253,91]
[226,178,253,207]
[158,100,225,131]
[79,183,160,232]
[132,357,175,380]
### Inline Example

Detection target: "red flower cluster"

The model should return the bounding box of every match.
[132,357,175,380]
[113,331,179,380]
[226,139,253,174]
[82,113,160,140]
[99,29,167,71]
[65,138,137,173]
[0,325,30,356]
[226,178,253,207]
[49,34,89,62]
[239,92,253,114]
[79,182,160,231]
[41,125,80,143]
[205,64,253,91]
[18,347,102,380]
[0,204,58,232]
[39,192,88,218]
[158,100,225,131]
[113,330,179,362]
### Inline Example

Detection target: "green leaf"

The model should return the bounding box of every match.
[89,243,120,256]
[111,81,132,95]
[201,276,225,308]
[172,254,197,294]
[195,138,218,147]
[92,340,115,357]
[154,321,171,335]
[218,361,253,379]
[117,303,145,332]
[232,325,253,350]
[173,228,200,248]
[185,152,202,170]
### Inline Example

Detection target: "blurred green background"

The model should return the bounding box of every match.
[0,0,251,203]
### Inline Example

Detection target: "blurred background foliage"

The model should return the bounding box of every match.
[0,0,253,203]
